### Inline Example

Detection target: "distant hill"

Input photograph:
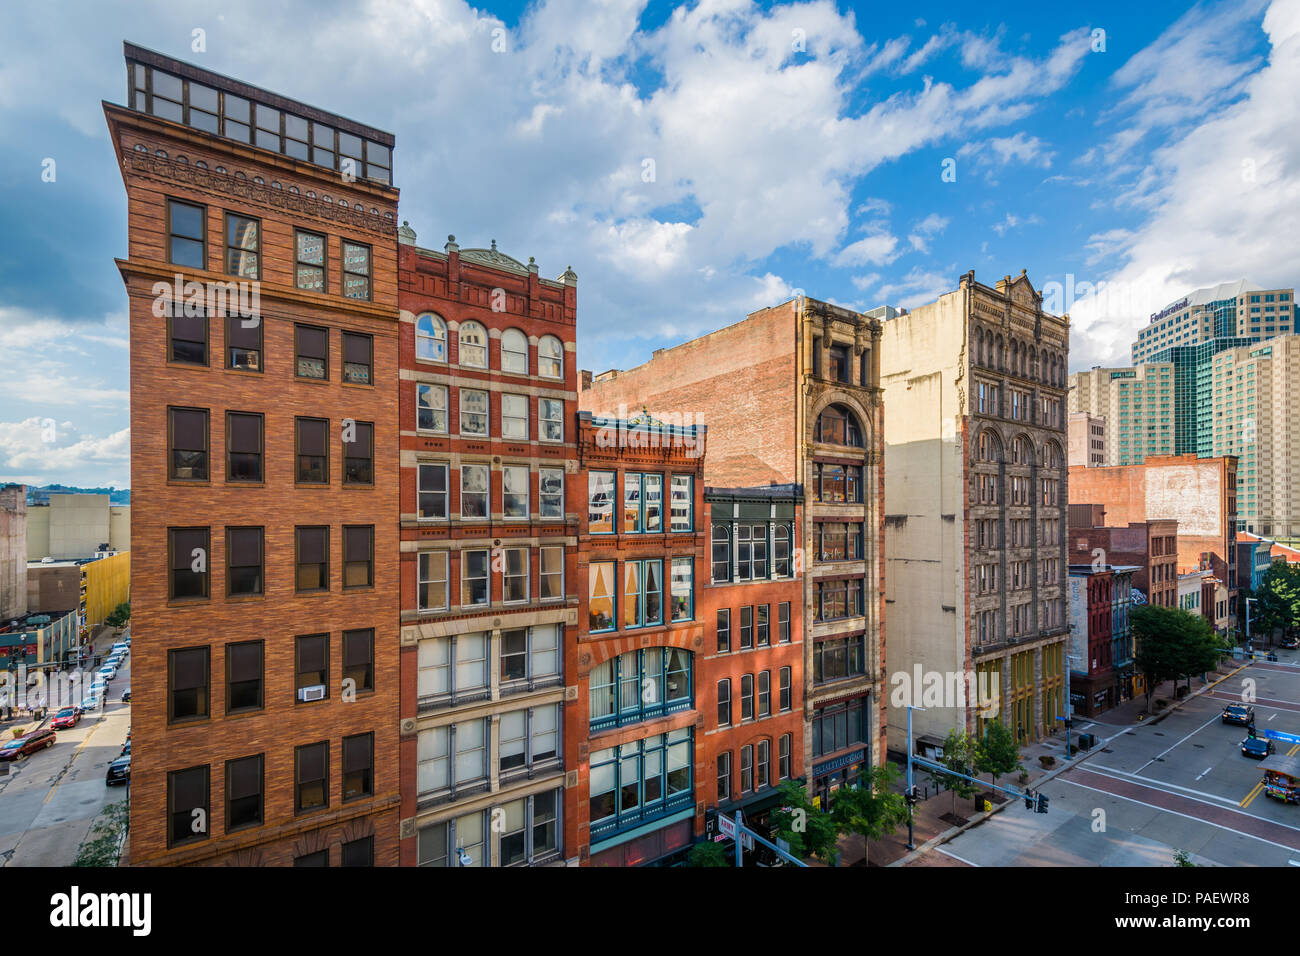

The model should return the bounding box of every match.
[27,484,131,506]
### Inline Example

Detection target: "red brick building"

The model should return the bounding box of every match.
[568,411,708,866]
[698,485,804,836]
[110,44,401,865]
[1066,565,1113,716]
[396,228,579,866]
[1067,506,1179,609]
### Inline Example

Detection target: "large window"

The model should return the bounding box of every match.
[168,407,208,480]
[499,704,560,774]
[460,464,489,518]
[167,766,209,848]
[588,729,693,836]
[588,647,693,730]
[296,417,329,484]
[226,411,263,482]
[735,524,768,580]
[417,719,488,796]
[817,578,864,621]
[418,463,448,519]
[342,420,373,485]
[588,561,615,632]
[500,624,561,687]
[538,335,563,379]
[816,522,864,561]
[539,467,564,518]
[168,646,208,722]
[588,471,615,533]
[225,526,263,596]
[812,698,868,758]
[417,812,484,868]
[295,741,329,813]
[459,321,487,368]
[815,462,862,503]
[622,559,663,629]
[503,465,529,519]
[498,790,561,866]
[670,557,694,621]
[814,634,866,683]
[418,551,448,611]
[416,313,447,362]
[169,527,209,600]
[167,198,205,269]
[295,526,329,592]
[417,632,488,702]
[224,212,259,279]
[815,404,863,446]
[461,549,489,606]
[501,329,528,375]
[670,475,693,531]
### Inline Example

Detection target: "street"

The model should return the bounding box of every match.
[0,650,131,867]
[921,653,1300,867]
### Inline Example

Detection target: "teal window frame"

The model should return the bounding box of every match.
[588,648,694,731]
[670,557,694,622]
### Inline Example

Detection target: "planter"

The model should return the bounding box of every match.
[1038,755,1056,769]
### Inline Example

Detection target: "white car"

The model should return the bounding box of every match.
[97,665,116,681]
[111,643,129,657]
[81,694,101,711]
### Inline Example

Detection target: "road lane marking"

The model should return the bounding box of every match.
[1084,764,1241,807]
[1135,714,1222,773]
[1241,742,1300,809]
[1195,766,1213,780]
[936,846,980,866]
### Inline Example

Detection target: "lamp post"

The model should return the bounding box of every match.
[905,704,926,850]
[1063,655,1081,759]
[1245,597,1256,647]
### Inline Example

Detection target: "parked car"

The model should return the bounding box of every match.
[105,754,130,785]
[1223,704,1255,726]
[110,641,129,655]
[81,694,101,712]
[1281,638,1299,650]
[51,707,81,729]
[0,728,56,761]
[119,739,131,757]
[120,687,131,703]
[1242,735,1275,758]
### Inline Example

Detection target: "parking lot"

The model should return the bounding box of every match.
[0,645,131,867]
[932,652,1300,867]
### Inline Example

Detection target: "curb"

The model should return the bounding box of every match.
[887,663,1250,867]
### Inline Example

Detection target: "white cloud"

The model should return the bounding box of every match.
[0,418,130,488]
[907,213,950,252]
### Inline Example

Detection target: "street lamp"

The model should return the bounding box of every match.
[1062,655,1081,759]
[905,705,926,850]
[1245,597,1256,648]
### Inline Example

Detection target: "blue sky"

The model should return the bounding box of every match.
[2,0,1298,488]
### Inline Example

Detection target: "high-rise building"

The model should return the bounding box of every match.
[880,270,1070,748]
[396,228,579,868]
[579,295,888,798]
[1068,363,1176,465]
[1131,280,1296,365]
[109,44,401,865]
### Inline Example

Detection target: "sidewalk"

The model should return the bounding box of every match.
[0,625,128,738]
[833,658,1246,867]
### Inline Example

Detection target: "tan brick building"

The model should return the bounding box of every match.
[580,296,887,799]
[880,271,1070,750]
[109,44,400,865]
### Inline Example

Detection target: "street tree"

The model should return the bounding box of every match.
[927,727,977,815]
[1255,562,1300,642]
[831,763,910,851]
[974,718,1022,790]
[769,780,840,863]
[1133,604,1221,703]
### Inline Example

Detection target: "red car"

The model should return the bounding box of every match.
[0,728,56,761]
[51,707,81,729]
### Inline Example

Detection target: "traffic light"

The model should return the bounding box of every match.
[904,786,920,806]
[1035,793,1049,814]
[1024,790,1034,810]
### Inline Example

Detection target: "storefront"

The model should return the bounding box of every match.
[812,748,867,808]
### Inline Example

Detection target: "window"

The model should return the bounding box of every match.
[741,674,754,721]
[168,646,209,722]
[342,332,372,385]
[587,729,693,832]
[294,230,326,292]
[295,324,328,380]
[168,407,208,480]
[716,608,731,652]
[816,404,863,446]
[538,546,564,598]
[296,417,329,483]
[717,678,732,726]
[418,551,448,611]
[226,755,263,832]
[343,420,373,485]
[343,525,374,588]
[224,212,259,279]
[416,313,447,362]
[458,321,487,367]
[740,745,753,792]
[225,527,263,596]
[214,412,261,487]
[779,734,791,779]
[225,313,262,371]
[418,463,448,519]
[418,633,489,701]
[342,733,374,801]
[295,742,329,813]
[670,557,693,621]
[717,751,732,802]
[623,559,663,628]
[341,836,373,868]
[499,624,560,685]
[417,813,486,867]
[168,766,209,847]
[460,389,488,436]
[168,306,208,365]
[624,473,643,532]
[740,606,753,649]
[226,640,263,713]
[538,334,563,378]
[167,198,205,269]
[539,398,564,443]
[642,474,663,530]
[462,549,490,606]
[417,384,448,433]
[812,699,867,758]
[670,476,693,531]
[817,578,864,620]
[295,633,329,700]
[816,462,862,503]
[502,465,529,519]
[712,524,730,582]
[589,560,616,632]
[779,666,792,711]
[460,464,489,518]
[774,525,791,576]
[779,602,791,643]
[503,547,529,603]
[169,527,209,599]
[342,241,371,300]
[499,790,561,865]
[539,467,564,518]
[502,394,528,440]
[417,720,488,795]
[817,522,863,561]
[501,329,528,374]
[588,648,692,729]
[756,739,770,788]
[295,526,329,591]
[588,471,615,533]
[499,704,560,774]
[814,634,866,682]
[828,343,851,382]
[758,670,771,717]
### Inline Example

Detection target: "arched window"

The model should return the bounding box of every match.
[1012,435,1032,464]
[501,328,528,375]
[538,335,563,379]
[1043,440,1063,469]
[415,313,447,362]
[459,320,487,368]
[978,430,1003,462]
[815,404,863,447]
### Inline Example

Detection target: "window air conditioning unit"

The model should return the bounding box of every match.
[297,684,327,702]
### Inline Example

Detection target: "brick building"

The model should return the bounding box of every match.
[1067,411,1105,468]
[1066,506,1179,609]
[396,227,579,867]
[1066,564,1137,715]
[567,411,708,866]
[880,271,1070,748]
[579,295,887,798]
[109,44,401,865]
[699,485,804,828]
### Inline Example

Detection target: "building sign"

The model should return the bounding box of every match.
[813,748,865,777]
[1149,298,1189,323]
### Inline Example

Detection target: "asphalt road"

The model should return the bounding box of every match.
[930,651,1300,867]
[0,652,132,867]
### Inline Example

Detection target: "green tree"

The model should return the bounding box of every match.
[1133,604,1222,701]
[831,763,910,850]
[1255,562,1300,642]
[105,602,131,629]
[72,801,128,867]
[1173,849,1197,868]
[769,780,840,863]
[974,719,1022,790]
[927,728,977,815]
[686,840,731,867]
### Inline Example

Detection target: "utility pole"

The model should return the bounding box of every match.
[1245,597,1256,647]
[1062,655,1081,759]
[905,705,925,850]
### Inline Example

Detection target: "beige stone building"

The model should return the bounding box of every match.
[26,493,130,561]
[1068,363,1177,466]
[880,270,1069,750]
[1068,412,1105,468]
